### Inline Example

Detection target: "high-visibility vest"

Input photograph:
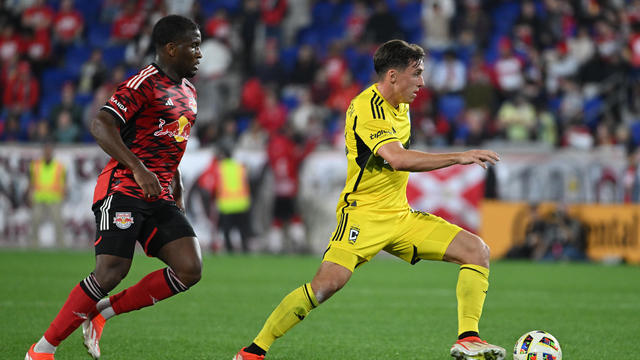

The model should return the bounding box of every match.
[31,159,65,203]
[216,159,250,214]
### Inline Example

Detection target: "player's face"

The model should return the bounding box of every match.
[175,29,202,78]
[395,59,424,104]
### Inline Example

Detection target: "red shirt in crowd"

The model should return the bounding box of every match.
[22,3,55,30]
[54,9,84,43]
[261,0,287,26]
[3,63,40,112]
[267,133,315,197]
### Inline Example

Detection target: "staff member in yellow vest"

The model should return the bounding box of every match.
[213,147,252,253]
[29,141,67,247]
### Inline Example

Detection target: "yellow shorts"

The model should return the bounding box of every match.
[323,207,462,272]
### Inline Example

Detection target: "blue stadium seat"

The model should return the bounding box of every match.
[279,46,299,74]
[41,68,76,94]
[64,44,92,76]
[39,93,62,119]
[438,95,465,122]
[88,23,112,48]
[101,45,126,68]
[631,122,640,146]
[583,96,603,130]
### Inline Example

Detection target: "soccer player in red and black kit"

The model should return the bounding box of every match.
[26,15,203,360]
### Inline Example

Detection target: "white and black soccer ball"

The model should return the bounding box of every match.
[513,330,562,360]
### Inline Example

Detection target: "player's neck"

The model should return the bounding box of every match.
[154,59,182,83]
[375,82,399,108]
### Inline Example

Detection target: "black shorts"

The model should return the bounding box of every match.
[274,196,296,222]
[92,194,196,258]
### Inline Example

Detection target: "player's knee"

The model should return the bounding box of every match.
[313,278,346,303]
[468,235,490,267]
[94,265,129,291]
[174,259,202,288]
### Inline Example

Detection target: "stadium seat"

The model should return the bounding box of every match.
[583,96,603,130]
[438,95,465,122]
[41,68,76,94]
[88,23,112,48]
[631,122,640,146]
[101,45,126,68]
[279,46,299,74]
[63,44,92,76]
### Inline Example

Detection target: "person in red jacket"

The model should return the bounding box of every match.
[266,128,316,253]
[3,60,40,115]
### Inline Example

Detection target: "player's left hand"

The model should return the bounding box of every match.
[457,149,500,169]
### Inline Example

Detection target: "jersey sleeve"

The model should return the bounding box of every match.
[100,80,150,124]
[350,99,400,155]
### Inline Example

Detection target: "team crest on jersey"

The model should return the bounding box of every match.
[113,212,134,229]
[348,226,360,244]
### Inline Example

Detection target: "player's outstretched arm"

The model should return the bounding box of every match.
[377,141,500,172]
[90,111,163,198]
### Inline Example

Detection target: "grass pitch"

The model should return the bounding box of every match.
[2,250,638,359]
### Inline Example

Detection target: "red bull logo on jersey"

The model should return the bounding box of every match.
[113,212,134,229]
[154,116,191,142]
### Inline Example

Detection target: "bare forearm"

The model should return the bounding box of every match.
[392,150,460,172]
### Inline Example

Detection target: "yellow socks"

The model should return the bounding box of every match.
[456,264,489,336]
[253,283,318,351]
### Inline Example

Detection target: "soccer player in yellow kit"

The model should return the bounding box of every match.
[234,40,506,360]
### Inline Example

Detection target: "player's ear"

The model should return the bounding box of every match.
[164,42,178,57]
[388,69,397,84]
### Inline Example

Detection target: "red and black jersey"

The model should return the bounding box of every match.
[93,63,197,204]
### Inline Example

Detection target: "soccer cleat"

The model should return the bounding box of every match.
[450,336,506,360]
[25,344,54,360]
[232,347,265,360]
[82,313,106,359]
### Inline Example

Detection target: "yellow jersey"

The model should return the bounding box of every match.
[336,83,412,214]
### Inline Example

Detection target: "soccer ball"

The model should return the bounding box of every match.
[513,330,562,360]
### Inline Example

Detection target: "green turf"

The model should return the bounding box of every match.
[2,250,638,359]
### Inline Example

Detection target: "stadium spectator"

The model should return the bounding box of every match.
[421,0,455,50]
[492,37,525,100]
[77,48,108,94]
[48,81,83,129]
[51,109,80,143]
[28,140,66,248]
[290,44,319,85]
[496,93,536,142]
[239,0,261,75]
[257,88,287,135]
[452,0,490,49]
[21,0,54,32]
[430,49,466,95]
[205,8,231,42]
[52,0,84,46]
[365,0,402,45]
[545,42,580,95]
[0,22,22,65]
[326,70,361,114]
[265,128,315,253]
[22,27,52,74]
[346,0,370,43]
[2,60,39,115]
[124,20,154,68]
[569,25,596,66]
[260,0,287,42]
[30,118,51,142]
[110,2,144,43]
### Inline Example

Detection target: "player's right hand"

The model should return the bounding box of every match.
[132,165,162,198]
[457,149,500,169]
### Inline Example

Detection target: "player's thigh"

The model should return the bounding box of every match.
[384,210,462,264]
[93,194,146,259]
[139,201,197,258]
[322,210,390,272]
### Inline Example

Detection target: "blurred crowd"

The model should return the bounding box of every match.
[3,0,640,158]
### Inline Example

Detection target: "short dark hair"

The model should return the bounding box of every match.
[373,40,425,76]
[152,15,199,49]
